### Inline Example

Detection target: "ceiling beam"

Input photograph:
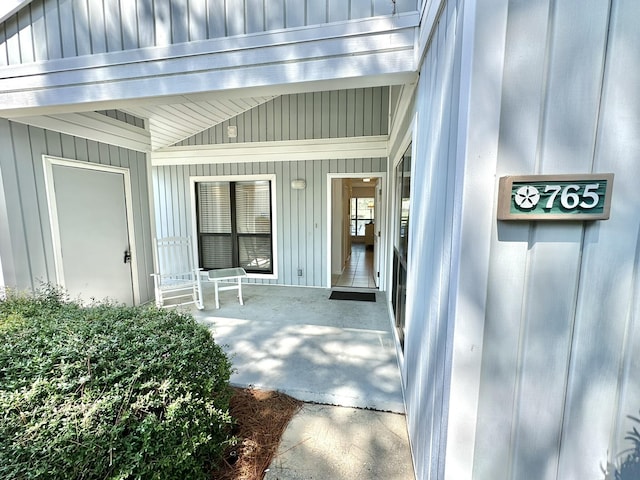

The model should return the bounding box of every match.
[9,112,151,152]
[151,135,389,166]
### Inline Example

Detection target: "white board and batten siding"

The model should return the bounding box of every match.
[403,0,640,479]
[399,1,463,479]
[153,87,390,287]
[173,89,390,147]
[472,0,640,478]
[153,158,386,288]
[0,118,155,304]
[0,0,417,65]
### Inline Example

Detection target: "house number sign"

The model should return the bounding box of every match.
[497,174,614,221]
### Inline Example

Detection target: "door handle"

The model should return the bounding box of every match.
[124,250,132,264]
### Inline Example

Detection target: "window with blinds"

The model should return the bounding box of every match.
[196,180,273,273]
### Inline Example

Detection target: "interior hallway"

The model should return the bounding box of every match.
[332,243,377,289]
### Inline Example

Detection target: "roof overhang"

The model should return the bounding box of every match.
[0,13,419,152]
[0,13,418,117]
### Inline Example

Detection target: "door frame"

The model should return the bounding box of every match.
[43,155,140,305]
[326,172,387,290]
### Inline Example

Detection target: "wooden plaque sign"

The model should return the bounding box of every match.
[497,174,614,221]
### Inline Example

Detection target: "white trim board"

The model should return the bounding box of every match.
[2,13,419,78]
[152,136,389,166]
[12,113,151,153]
[0,15,418,116]
[42,156,141,305]
[189,174,279,282]
[0,0,33,24]
[325,172,388,291]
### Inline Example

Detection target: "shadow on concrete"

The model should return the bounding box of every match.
[191,283,405,413]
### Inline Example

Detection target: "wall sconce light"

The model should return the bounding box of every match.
[227,125,237,138]
[291,179,306,190]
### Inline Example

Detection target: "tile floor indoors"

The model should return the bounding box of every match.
[332,243,378,289]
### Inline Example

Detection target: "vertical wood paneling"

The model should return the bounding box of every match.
[180,88,389,147]
[328,0,348,23]
[0,120,154,302]
[59,0,76,56]
[154,0,172,46]
[557,0,640,476]
[137,0,155,47]
[509,0,610,477]
[188,0,207,41]
[351,0,372,19]
[153,157,386,287]
[171,1,188,44]
[374,0,394,16]
[207,0,226,37]
[0,0,419,64]
[73,0,91,56]
[467,0,640,479]
[473,0,550,477]
[17,9,34,63]
[307,0,326,25]
[285,0,305,28]
[0,120,29,288]
[12,124,48,286]
[246,0,264,33]
[104,0,123,52]
[265,0,285,30]
[402,1,462,479]
[87,0,107,53]
[0,23,6,66]
[597,0,640,466]
[44,0,62,58]
[226,0,245,36]
[30,1,47,61]
[4,16,22,65]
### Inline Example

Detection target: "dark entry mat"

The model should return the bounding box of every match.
[329,291,376,302]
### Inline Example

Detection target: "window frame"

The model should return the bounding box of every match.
[391,143,412,352]
[350,196,375,236]
[190,174,278,280]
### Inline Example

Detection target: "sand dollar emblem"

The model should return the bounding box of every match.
[514,185,540,210]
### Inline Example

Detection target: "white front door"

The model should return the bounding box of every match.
[46,159,136,305]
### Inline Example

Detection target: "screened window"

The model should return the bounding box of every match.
[196,180,273,274]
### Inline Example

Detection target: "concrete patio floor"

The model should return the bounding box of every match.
[189,283,415,479]
[192,283,405,413]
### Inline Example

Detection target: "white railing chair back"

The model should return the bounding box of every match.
[151,236,204,309]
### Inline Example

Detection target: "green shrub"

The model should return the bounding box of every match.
[0,287,234,480]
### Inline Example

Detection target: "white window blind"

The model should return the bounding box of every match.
[198,182,231,233]
[196,180,273,273]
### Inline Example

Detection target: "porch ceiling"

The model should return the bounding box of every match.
[0,13,418,152]
[121,95,276,150]
[8,94,278,153]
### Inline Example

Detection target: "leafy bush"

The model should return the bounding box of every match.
[0,287,234,480]
[612,412,640,480]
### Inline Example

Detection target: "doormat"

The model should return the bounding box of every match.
[329,291,376,302]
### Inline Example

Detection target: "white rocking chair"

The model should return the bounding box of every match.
[151,236,204,309]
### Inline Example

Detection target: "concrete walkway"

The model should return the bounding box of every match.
[191,283,414,479]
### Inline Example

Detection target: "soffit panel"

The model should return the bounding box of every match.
[122,96,276,150]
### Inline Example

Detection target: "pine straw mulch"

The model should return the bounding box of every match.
[213,387,304,480]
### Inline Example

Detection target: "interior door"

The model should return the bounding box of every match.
[51,164,135,305]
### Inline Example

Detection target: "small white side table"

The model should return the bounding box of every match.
[205,267,247,309]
